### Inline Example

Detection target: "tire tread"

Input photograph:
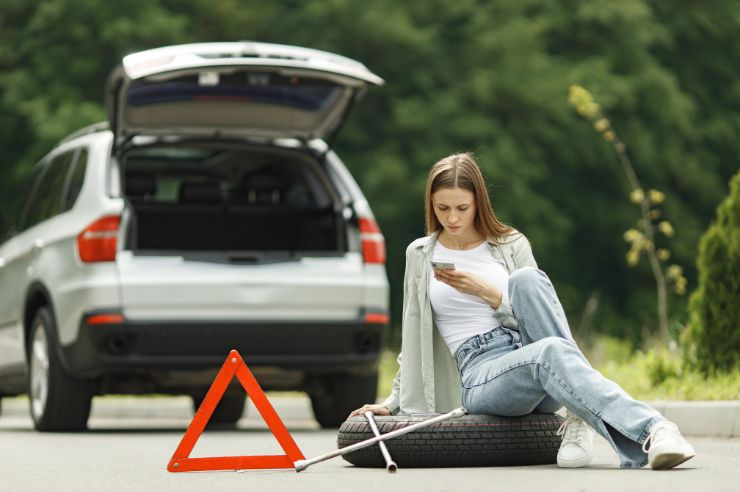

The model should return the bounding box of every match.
[337,413,563,467]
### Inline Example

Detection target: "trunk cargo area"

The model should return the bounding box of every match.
[121,142,345,255]
[115,141,363,321]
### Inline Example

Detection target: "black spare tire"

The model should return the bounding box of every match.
[338,412,564,468]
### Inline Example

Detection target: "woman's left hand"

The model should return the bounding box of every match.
[433,268,502,308]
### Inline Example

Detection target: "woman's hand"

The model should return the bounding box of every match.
[433,268,503,309]
[348,403,391,418]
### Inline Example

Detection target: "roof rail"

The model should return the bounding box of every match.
[56,121,110,147]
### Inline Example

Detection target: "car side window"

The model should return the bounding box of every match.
[61,148,88,212]
[3,165,45,240]
[23,151,75,229]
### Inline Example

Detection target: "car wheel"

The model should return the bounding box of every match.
[190,392,246,427]
[28,306,93,432]
[309,371,378,429]
[338,412,564,467]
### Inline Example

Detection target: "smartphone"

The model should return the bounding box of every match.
[431,259,456,270]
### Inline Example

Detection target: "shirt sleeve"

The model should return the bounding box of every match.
[492,233,537,329]
[381,241,416,415]
[512,233,537,269]
[381,351,402,415]
[492,292,518,329]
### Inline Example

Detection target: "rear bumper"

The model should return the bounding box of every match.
[58,310,386,378]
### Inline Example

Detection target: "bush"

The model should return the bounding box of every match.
[682,171,740,374]
[595,343,740,400]
[643,347,682,386]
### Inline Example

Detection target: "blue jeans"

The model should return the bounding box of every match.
[454,267,666,469]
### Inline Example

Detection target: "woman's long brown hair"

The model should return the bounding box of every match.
[424,152,514,242]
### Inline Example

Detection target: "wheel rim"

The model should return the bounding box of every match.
[30,321,50,421]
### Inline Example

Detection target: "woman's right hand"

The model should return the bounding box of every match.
[348,403,391,418]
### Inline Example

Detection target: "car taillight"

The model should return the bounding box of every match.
[358,216,386,264]
[77,215,120,263]
[364,312,389,324]
[86,313,124,325]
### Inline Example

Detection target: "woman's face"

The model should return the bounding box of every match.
[432,187,477,237]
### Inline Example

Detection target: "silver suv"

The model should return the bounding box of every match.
[0,42,389,430]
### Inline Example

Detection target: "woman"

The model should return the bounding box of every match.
[349,152,695,470]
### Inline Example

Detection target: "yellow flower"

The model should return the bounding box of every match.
[649,189,665,204]
[594,118,610,132]
[630,189,645,203]
[640,238,654,251]
[603,130,616,141]
[568,85,600,119]
[568,85,589,103]
[666,264,683,280]
[674,276,687,295]
[623,228,642,243]
[657,249,671,261]
[658,221,675,237]
[626,249,640,267]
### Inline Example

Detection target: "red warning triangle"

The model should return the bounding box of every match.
[167,350,305,472]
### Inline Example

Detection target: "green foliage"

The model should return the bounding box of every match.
[1,1,739,351]
[583,334,633,367]
[642,347,683,386]
[587,336,740,400]
[600,351,740,400]
[377,348,399,400]
[682,172,740,374]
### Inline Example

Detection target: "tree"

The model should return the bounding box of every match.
[682,171,740,374]
[1,0,737,348]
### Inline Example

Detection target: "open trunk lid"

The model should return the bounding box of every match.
[105,42,384,148]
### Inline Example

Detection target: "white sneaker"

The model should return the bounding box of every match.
[556,411,594,468]
[642,420,696,470]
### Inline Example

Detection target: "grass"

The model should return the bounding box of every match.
[377,349,400,400]
[585,335,740,400]
[376,335,740,402]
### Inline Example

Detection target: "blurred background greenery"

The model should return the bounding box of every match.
[1,1,738,395]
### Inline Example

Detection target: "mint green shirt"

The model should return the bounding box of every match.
[382,229,537,415]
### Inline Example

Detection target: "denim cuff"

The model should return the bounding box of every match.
[638,416,669,444]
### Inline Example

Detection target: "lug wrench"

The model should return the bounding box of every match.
[294,407,466,472]
[364,411,397,473]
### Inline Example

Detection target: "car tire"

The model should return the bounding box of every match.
[27,306,93,432]
[338,412,564,467]
[190,393,246,427]
[309,371,378,429]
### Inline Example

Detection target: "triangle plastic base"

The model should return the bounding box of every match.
[167,350,305,472]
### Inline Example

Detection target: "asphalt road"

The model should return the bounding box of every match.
[1,395,738,492]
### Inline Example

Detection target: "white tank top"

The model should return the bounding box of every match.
[429,240,510,356]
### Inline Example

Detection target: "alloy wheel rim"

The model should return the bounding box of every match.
[30,322,50,421]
